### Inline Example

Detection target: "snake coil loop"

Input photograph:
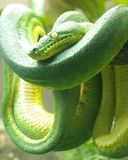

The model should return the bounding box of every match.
[1,3,128,158]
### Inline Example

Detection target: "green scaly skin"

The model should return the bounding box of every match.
[1,3,128,158]
[29,11,93,60]
[93,65,128,158]
[1,4,128,89]
[29,4,128,158]
[0,4,101,154]
[2,62,101,153]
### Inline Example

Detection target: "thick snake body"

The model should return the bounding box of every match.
[0,4,102,154]
[2,63,101,153]
[93,65,128,158]
[1,3,128,158]
[1,4,128,89]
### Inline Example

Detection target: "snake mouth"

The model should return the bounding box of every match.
[30,35,83,60]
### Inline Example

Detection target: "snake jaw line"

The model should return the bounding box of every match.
[28,20,89,60]
[29,34,83,60]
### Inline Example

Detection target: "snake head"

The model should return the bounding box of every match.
[29,21,92,60]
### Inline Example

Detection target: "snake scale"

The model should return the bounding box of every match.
[0,2,128,158]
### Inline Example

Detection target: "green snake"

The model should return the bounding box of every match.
[0,4,101,154]
[1,3,128,158]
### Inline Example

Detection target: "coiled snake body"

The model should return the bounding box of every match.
[0,3,128,158]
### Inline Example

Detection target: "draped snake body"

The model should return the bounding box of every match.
[0,3,128,158]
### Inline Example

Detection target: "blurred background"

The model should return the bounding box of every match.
[0,0,128,160]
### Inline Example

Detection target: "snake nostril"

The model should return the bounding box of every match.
[31,48,37,54]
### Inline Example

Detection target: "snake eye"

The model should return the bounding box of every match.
[51,32,58,39]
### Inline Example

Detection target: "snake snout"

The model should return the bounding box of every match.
[29,47,38,56]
